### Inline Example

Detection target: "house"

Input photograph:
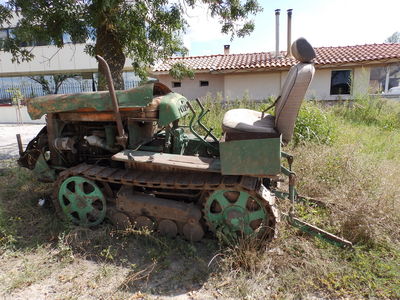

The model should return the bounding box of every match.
[151,43,400,101]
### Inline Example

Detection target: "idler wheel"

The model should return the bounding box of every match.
[134,216,154,231]
[158,219,178,238]
[183,222,204,242]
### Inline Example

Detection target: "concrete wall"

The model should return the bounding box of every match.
[353,67,370,95]
[0,106,45,124]
[156,66,373,102]
[306,69,333,100]
[224,71,283,101]
[307,67,371,100]
[156,73,224,100]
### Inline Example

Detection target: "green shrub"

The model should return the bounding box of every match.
[183,96,336,146]
[293,101,337,146]
[333,95,400,130]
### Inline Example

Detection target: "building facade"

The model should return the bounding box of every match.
[152,44,400,101]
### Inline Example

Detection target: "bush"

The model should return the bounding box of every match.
[293,101,337,146]
[187,96,336,146]
[333,95,400,130]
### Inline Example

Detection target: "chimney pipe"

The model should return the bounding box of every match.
[224,45,230,55]
[275,9,280,58]
[287,9,293,57]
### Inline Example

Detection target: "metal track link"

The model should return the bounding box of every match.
[53,163,277,242]
[58,163,259,192]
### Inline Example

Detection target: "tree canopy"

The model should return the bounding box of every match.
[385,31,400,43]
[0,0,262,89]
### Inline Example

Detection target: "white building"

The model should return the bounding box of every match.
[0,15,139,123]
[151,43,400,101]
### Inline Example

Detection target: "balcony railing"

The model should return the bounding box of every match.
[0,80,141,103]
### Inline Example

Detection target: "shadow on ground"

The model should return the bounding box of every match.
[0,164,219,298]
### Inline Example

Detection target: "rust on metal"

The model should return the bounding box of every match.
[52,162,277,242]
[16,134,23,156]
[96,55,127,148]
[116,186,202,223]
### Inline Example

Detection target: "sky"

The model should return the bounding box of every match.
[182,0,400,56]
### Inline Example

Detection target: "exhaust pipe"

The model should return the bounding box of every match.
[287,9,293,57]
[95,55,127,148]
[275,9,280,58]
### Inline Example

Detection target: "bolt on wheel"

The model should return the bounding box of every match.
[58,176,106,226]
[203,190,270,240]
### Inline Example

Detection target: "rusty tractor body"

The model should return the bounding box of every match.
[17,39,352,247]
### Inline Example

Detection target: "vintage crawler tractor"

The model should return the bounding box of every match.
[17,38,351,247]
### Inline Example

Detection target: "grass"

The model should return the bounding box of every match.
[0,95,399,298]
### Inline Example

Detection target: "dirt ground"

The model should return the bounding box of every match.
[0,124,44,160]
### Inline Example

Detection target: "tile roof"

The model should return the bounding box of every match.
[152,43,400,73]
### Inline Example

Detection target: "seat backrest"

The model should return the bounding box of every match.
[274,38,316,144]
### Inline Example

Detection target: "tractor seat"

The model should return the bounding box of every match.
[222,109,279,140]
[222,37,316,144]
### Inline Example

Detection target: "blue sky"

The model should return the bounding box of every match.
[183,0,400,56]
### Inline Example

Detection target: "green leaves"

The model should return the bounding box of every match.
[169,62,194,80]
[1,0,261,84]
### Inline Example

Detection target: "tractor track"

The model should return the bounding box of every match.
[52,163,278,241]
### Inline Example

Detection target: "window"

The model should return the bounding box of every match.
[369,64,400,93]
[330,70,351,95]
[200,80,209,87]
[172,82,181,88]
[0,29,7,47]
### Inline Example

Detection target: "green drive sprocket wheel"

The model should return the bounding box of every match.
[203,190,270,240]
[58,176,106,227]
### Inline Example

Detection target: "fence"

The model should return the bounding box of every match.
[0,80,141,102]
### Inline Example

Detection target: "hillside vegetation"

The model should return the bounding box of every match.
[0,96,399,299]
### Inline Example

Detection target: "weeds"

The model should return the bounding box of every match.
[293,101,337,145]
[333,95,400,129]
[0,95,399,298]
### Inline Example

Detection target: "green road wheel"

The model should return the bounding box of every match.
[203,190,269,240]
[58,176,106,226]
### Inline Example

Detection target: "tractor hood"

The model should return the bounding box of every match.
[27,82,172,120]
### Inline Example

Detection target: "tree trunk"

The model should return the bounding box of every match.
[95,24,126,91]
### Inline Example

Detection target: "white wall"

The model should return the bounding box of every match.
[307,67,371,100]
[156,73,224,100]
[224,71,283,101]
[156,66,374,101]
[0,106,45,124]
[306,69,333,100]
[353,67,370,95]
[0,44,135,76]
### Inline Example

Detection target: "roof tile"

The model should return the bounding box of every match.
[154,43,400,73]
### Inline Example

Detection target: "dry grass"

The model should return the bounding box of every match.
[0,98,400,299]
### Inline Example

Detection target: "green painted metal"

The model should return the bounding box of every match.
[204,190,268,240]
[194,99,218,143]
[171,127,188,154]
[28,83,156,119]
[33,153,56,182]
[283,214,353,248]
[58,176,106,227]
[185,101,219,155]
[273,189,327,207]
[158,93,190,126]
[220,137,281,176]
[184,135,219,157]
